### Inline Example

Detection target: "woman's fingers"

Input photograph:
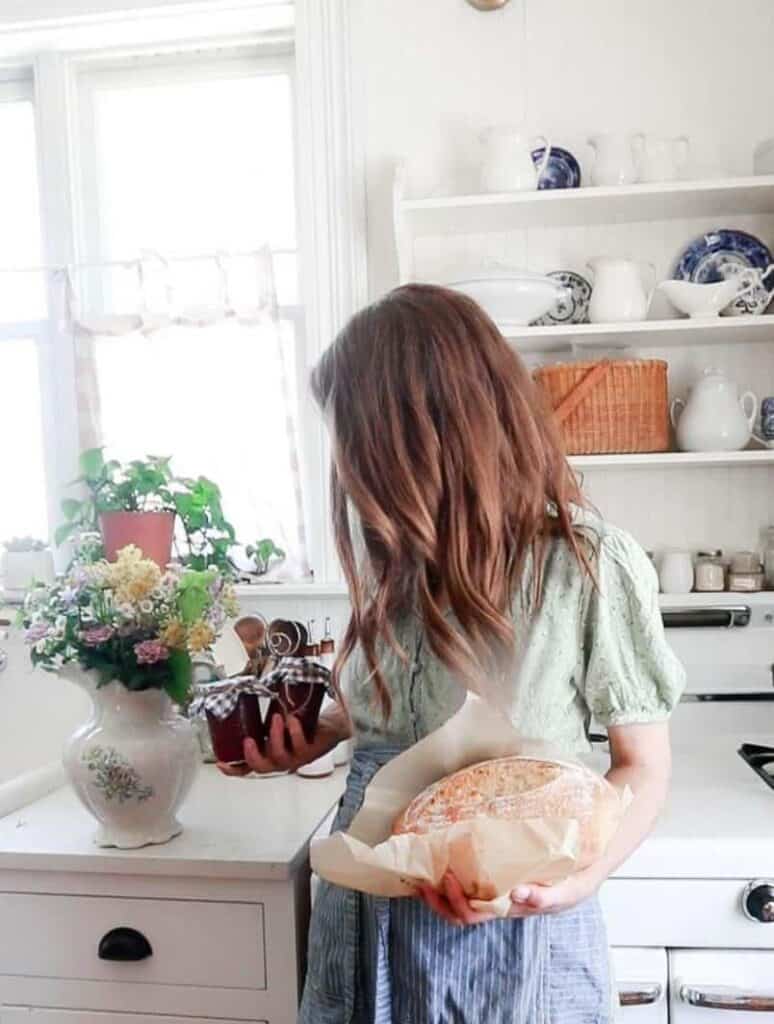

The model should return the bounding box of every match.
[441,872,493,926]
[242,736,282,774]
[418,885,463,927]
[265,714,295,770]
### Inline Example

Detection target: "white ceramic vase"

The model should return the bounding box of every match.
[62,668,199,849]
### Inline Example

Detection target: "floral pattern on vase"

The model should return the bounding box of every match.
[82,745,154,803]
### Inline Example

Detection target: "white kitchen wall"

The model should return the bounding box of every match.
[353,0,774,294]
[0,618,89,785]
[0,0,276,22]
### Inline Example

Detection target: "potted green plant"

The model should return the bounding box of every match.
[1,536,55,595]
[57,449,177,567]
[21,544,239,848]
[245,537,286,576]
[57,452,240,575]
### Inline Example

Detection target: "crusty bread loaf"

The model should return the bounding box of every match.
[392,755,619,868]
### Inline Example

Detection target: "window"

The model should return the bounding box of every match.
[0,5,364,582]
[0,75,49,542]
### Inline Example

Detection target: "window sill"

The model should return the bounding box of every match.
[233,581,348,599]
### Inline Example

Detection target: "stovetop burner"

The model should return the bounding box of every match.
[739,743,774,790]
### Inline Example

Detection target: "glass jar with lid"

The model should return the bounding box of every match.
[694,550,725,592]
[764,527,774,589]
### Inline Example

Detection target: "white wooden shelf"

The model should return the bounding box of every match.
[506,314,774,354]
[570,449,774,470]
[400,174,774,235]
[658,592,774,609]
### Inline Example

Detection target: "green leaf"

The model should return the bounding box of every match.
[79,447,105,481]
[165,649,192,705]
[55,521,79,546]
[61,498,82,522]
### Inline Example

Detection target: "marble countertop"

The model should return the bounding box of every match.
[0,764,346,881]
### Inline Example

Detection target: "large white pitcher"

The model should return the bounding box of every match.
[587,133,644,186]
[588,258,655,323]
[480,127,552,192]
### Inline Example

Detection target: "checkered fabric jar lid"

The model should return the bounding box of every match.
[189,657,333,720]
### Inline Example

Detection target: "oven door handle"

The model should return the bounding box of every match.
[681,983,774,1011]
[618,982,662,1006]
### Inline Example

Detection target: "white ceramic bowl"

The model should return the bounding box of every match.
[448,273,569,326]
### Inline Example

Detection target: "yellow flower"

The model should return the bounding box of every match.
[103,546,161,605]
[221,584,239,619]
[160,619,187,649]
[187,620,215,653]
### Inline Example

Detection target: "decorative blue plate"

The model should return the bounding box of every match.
[534,270,592,326]
[673,229,774,316]
[531,145,581,190]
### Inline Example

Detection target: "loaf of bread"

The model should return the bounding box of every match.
[392,755,619,868]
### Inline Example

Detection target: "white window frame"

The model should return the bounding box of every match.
[1,0,367,584]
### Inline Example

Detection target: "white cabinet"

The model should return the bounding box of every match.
[670,950,774,1020]
[612,948,667,1023]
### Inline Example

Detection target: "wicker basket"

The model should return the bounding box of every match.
[534,359,669,455]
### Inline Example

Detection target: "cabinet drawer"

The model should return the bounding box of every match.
[0,892,266,990]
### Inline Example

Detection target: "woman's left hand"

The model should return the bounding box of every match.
[418,868,603,927]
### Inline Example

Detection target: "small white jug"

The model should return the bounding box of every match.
[587,133,644,186]
[671,367,758,452]
[587,257,656,323]
[480,127,552,192]
[637,134,690,183]
[659,552,694,595]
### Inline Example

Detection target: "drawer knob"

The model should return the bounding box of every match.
[743,880,774,923]
[98,927,153,962]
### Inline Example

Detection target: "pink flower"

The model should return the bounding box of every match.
[134,640,170,665]
[24,622,49,644]
[81,626,114,646]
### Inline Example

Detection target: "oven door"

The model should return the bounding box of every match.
[670,950,774,1020]
[613,947,667,1022]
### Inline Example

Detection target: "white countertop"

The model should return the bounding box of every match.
[0,764,346,881]
[1,737,772,883]
[611,734,774,879]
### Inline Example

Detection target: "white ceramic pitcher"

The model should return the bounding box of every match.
[587,133,644,186]
[671,368,758,452]
[480,127,552,192]
[587,257,656,323]
[637,134,690,183]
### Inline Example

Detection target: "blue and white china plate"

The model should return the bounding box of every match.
[534,270,592,326]
[673,229,774,316]
[531,146,581,190]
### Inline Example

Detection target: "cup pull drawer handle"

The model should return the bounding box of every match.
[681,984,774,1011]
[98,926,153,962]
[619,982,662,1006]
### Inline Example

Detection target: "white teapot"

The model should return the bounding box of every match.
[671,368,757,452]
[480,127,552,192]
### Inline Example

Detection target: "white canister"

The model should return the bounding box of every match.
[659,552,694,594]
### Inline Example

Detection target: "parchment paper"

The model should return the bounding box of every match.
[311,696,629,916]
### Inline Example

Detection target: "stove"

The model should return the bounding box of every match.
[602,598,774,1021]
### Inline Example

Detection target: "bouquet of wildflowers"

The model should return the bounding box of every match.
[21,545,239,703]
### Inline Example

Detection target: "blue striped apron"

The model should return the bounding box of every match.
[299,748,613,1024]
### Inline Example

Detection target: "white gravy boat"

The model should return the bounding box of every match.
[657,277,758,318]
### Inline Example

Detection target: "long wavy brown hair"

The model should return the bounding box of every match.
[311,283,588,716]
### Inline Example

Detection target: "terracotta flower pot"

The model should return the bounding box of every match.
[99,510,175,567]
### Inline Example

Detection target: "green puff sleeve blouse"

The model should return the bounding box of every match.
[348,512,686,754]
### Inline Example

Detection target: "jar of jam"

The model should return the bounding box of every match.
[265,678,327,745]
[191,680,265,765]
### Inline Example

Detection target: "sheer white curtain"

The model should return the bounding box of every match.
[63,247,309,577]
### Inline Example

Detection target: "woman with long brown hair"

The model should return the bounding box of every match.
[220,284,685,1023]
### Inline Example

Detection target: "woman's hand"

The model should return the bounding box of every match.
[418,868,603,927]
[217,704,350,777]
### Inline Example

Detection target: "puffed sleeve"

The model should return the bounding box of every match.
[581,526,686,727]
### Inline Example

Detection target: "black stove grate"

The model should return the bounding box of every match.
[738,743,774,791]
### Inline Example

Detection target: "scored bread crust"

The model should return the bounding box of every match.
[392,755,611,847]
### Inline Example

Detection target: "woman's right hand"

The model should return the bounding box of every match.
[217,705,350,777]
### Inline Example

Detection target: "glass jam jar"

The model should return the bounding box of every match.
[193,680,264,765]
[694,550,725,593]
